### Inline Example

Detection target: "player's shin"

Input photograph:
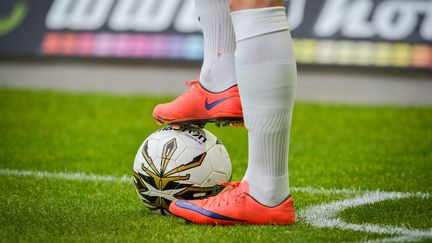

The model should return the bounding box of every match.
[231,6,297,207]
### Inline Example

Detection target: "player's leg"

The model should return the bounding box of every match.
[196,0,236,92]
[232,0,296,207]
[169,0,297,224]
[152,0,243,127]
[229,0,283,11]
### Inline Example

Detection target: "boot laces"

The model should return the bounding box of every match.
[178,80,199,98]
[204,181,243,208]
[184,80,199,86]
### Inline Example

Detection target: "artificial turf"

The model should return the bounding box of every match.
[0,88,431,242]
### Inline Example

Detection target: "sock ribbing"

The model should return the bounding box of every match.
[246,109,291,177]
[195,0,237,92]
[231,7,289,41]
[231,7,297,206]
[195,0,235,55]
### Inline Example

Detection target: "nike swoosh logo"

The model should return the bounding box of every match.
[174,200,240,221]
[205,96,234,110]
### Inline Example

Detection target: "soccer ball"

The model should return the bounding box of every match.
[133,126,232,215]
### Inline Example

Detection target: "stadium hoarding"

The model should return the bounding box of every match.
[0,0,431,69]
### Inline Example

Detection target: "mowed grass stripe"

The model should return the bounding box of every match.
[0,88,431,242]
[0,168,429,197]
[1,174,373,242]
[1,166,430,241]
[1,167,431,242]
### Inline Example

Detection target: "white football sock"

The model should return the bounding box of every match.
[231,7,297,207]
[195,0,237,92]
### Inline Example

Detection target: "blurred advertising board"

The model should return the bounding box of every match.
[1,0,431,70]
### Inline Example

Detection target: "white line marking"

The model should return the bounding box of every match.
[1,168,422,196]
[299,191,432,242]
[1,168,431,242]
[0,168,131,183]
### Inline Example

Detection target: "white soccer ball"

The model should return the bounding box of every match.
[133,126,232,215]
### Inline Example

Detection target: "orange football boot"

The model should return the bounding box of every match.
[168,181,295,225]
[152,80,243,127]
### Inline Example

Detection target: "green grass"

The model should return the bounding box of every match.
[339,197,432,230]
[0,88,431,242]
